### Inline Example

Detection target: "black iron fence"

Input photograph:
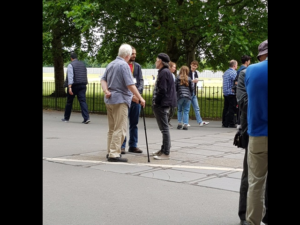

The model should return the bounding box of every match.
[43,82,225,120]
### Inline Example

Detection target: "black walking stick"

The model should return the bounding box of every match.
[140,104,150,162]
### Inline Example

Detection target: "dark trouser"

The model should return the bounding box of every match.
[238,147,268,223]
[152,105,171,155]
[63,84,89,121]
[222,95,236,127]
[122,102,141,148]
[168,106,176,123]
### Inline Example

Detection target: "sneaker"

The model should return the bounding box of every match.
[183,124,188,130]
[177,123,182,129]
[199,121,209,126]
[153,153,170,160]
[82,119,90,124]
[187,124,191,127]
[61,118,69,122]
[152,150,162,156]
[168,123,173,129]
[107,157,128,162]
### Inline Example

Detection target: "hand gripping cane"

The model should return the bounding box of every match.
[140,102,150,162]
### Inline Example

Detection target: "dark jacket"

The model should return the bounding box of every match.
[152,66,177,107]
[175,76,193,100]
[64,59,88,87]
[131,62,144,94]
[236,69,249,148]
[188,70,198,95]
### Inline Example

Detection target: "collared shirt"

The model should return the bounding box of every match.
[222,68,237,96]
[101,56,135,107]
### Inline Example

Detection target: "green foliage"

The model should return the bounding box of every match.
[65,0,267,71]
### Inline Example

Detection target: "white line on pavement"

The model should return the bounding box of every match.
[43,157,242,171]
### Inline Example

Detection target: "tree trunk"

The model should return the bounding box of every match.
[51,27,67,97]
[186,47,196,67]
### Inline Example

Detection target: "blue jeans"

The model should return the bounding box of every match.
[177,98,191,125]
[189,95,202,124]
[64,84,89,121]
[122,102,141,148]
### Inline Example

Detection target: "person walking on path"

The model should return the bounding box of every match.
[151,53,177,160]
[121,46,144,154]
[222,60,238,128]
[175,66,193,130]
[244,40,268,225]
[100,43,146,163]
[62,52,90,124]
[167,61,177,129]
[187,60,209,127]
[236,67,268,225]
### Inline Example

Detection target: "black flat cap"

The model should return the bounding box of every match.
[158,53,170,63]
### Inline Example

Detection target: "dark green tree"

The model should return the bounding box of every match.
[67,0,268,71]
[43,0,101,96]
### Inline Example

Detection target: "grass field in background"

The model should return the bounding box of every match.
[43,73,223,87]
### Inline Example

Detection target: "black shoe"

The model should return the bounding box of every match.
[107,157,128,162]
[82,119,90,124]
[228,124,237,128]
[222,125,228,128]
[128,147,143,153]
[121,148,126,154]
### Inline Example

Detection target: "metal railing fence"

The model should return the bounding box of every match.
[43,82,225,120]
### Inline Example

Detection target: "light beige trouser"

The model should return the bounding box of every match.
[105,103,128,158]
[246,136,268,225]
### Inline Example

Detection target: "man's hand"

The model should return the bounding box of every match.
[132,95,140,103]
[104,90,111,99]
[192,78,198,83]
[68,88,74,95]
[139,98,146,108]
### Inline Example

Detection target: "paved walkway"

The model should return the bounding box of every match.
[43,109,244,193]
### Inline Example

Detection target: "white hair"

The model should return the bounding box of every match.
[118,44,132,58]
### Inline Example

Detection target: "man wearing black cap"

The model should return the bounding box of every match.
[244,39,268,225]
[151,53,177,160]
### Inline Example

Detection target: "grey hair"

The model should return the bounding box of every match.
[118,44,132,58]
[229,60,237,67]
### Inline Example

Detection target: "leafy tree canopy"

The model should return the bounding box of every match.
[66,0,268,71]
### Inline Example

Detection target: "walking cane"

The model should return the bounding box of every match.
[140,104,150,162]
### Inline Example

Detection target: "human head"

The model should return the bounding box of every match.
[257,39,268,61]
[118,44,132,62]
[129,46,136,62]
[155,53,170,69]
[241,55,251,66]
[179,66,190,86]
[229,60,238,70]
[169,61,177,74]
[179,66,189,76]
[190,60,199,72]
[70,52,77,60]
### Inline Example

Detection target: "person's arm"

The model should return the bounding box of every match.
[100,79,111,99]
[127,84,146,108]
[132,64,144,103]
[67,64,74,95]
[192,71,199,83]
